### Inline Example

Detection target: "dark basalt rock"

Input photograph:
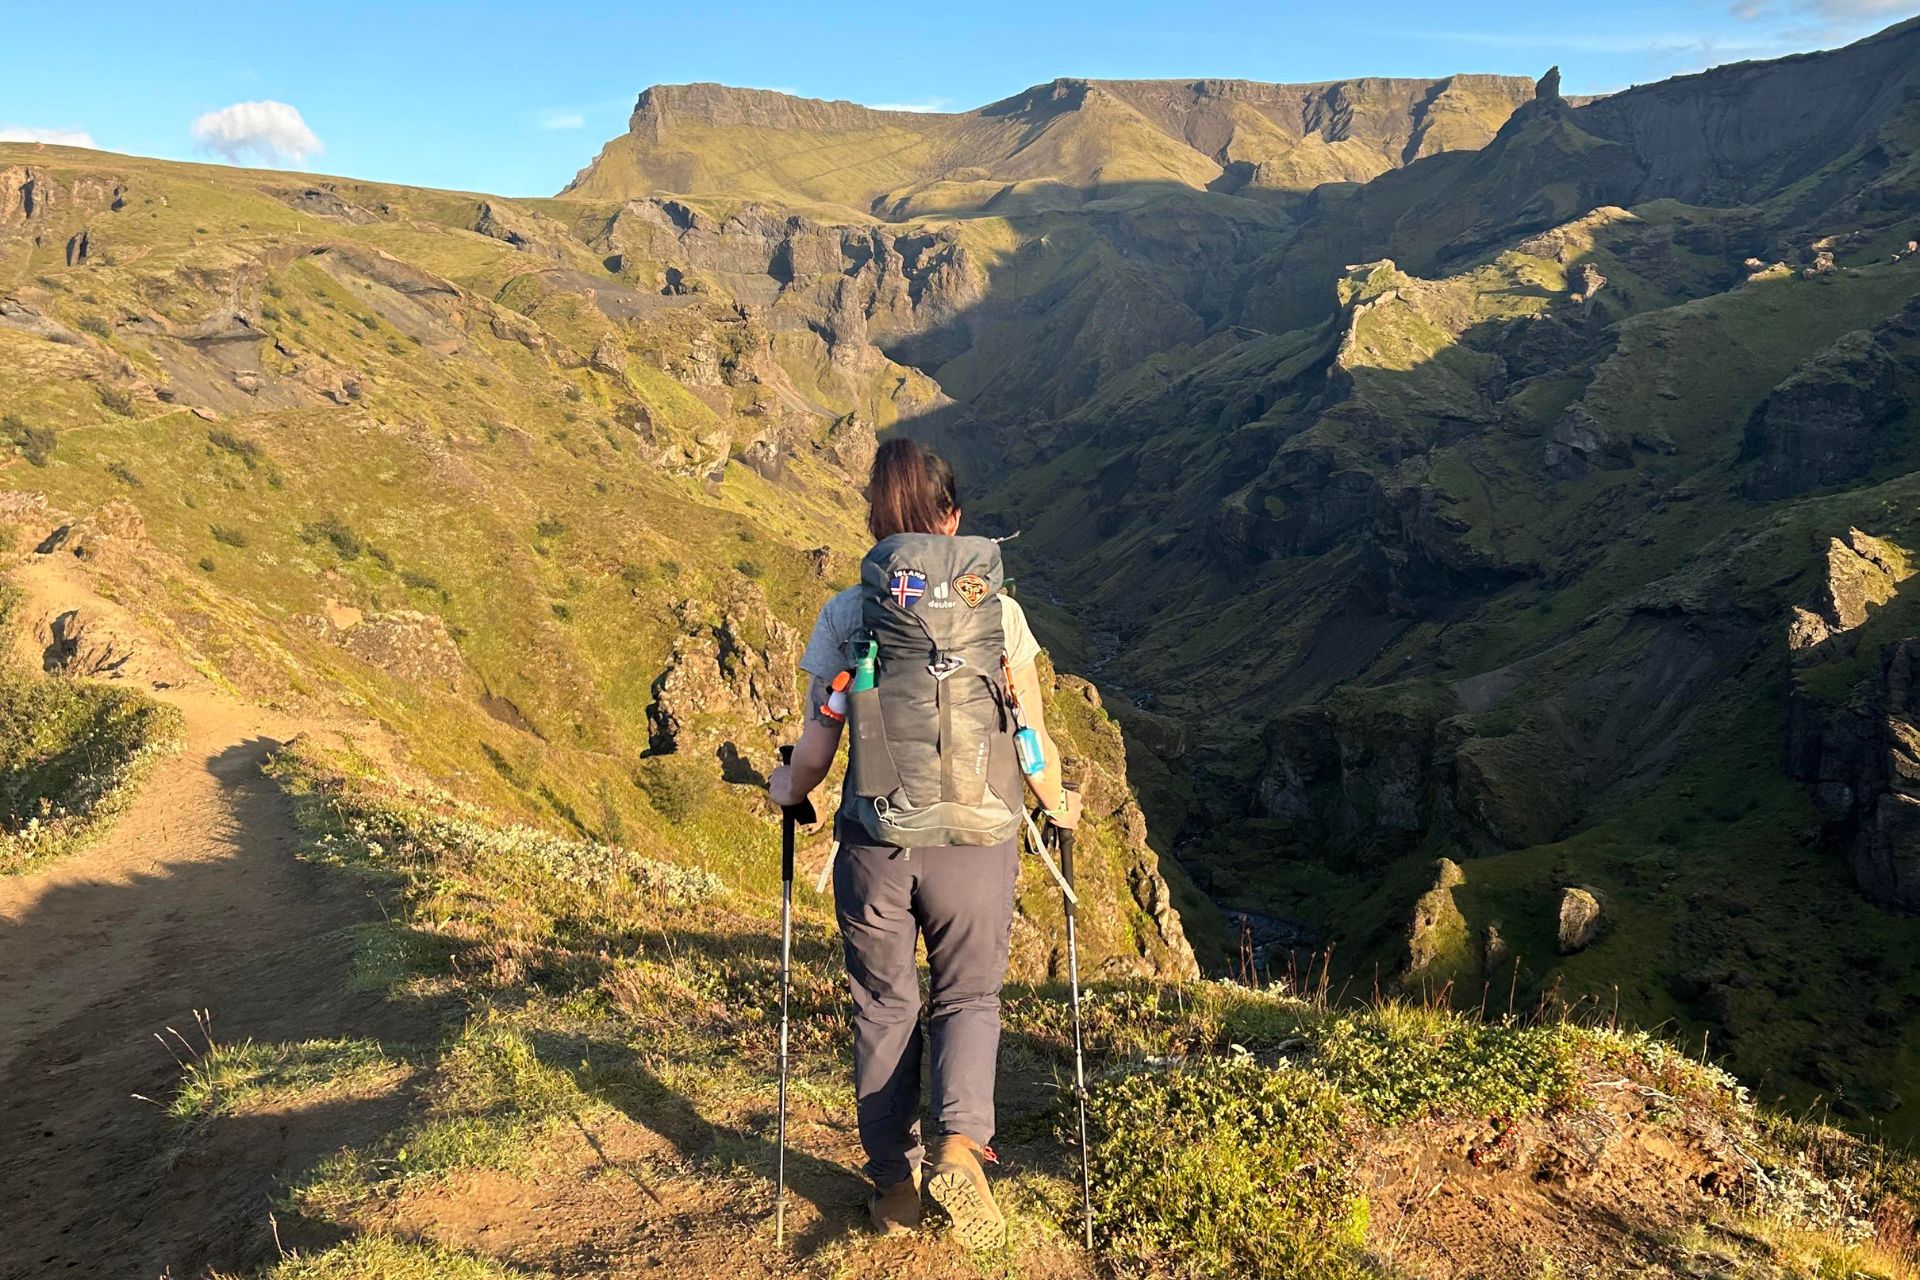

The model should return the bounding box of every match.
[1741,325,1910,499]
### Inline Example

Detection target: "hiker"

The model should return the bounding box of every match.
[766,437,1082,1247]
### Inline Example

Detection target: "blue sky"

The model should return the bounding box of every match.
[3,0,1914,196]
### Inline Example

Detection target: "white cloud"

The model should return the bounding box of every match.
[1732,0,1918,20]
[863,98,956,113]
[538,109,586,130]
[1412,28,1779,55]
[190,100,322,166]
[0,125,96,148]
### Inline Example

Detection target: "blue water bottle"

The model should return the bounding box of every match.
[1015,725,1045,777]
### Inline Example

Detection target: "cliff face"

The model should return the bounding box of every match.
[1786,531,1920,910]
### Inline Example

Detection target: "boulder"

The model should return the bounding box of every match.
[1483,922,1510,972]
[1557,886,1604,953]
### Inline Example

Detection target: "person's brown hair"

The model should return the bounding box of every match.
[866,438,959,541]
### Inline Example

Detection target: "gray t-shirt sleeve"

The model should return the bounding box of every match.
[799,586,862,680]
[799,584,1043,676]
[1002,596,1042,670]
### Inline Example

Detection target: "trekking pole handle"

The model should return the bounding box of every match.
[776,745,815,878]
[775,745,818,822]
[1057,781,1079,887]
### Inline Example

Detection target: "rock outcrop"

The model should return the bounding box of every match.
[1741,302,1920,499]
[1255,683,1580,863]
[1785,530,1920,909]
[300,610,465,692]
[647,584,802,758]
[1786,529,1912,662]
[471,200,569,259]
[1406,857,1469,977]
[596,199,981,351]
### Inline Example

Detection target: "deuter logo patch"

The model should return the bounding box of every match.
[954,573,991,608]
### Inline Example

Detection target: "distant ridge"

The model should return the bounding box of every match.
[561,74,1537,214]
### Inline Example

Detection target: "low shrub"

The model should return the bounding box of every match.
[1308,1004,1580,1124]
[299,514,362,560]
[1087,1055,1369,1279]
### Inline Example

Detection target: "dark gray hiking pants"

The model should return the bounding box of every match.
[831,827,1019,1187]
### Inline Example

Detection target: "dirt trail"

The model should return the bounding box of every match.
[0,555,410,1279]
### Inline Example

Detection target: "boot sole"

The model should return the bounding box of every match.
[925,1167,1005,1252]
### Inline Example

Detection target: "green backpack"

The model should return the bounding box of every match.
[842,533,1025,848]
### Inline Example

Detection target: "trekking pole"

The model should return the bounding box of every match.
[773,745,815,1250]
[1050,782,1095,1251]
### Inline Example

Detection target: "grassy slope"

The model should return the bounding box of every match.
[163,737,1920,1279]
[0,144,1201,979]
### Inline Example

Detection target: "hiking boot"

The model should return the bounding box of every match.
[924,1134,1005,1251]
[868,1174,922,1236]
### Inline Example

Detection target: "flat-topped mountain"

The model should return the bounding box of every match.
[562,74,1538,214]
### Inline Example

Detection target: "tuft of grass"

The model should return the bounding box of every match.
[206,428,264,470]
[6,414,56,467]
[632,755,710,824]
[171,1035,400,1125]
[299,514,363,560]
[234,1234,542,1280]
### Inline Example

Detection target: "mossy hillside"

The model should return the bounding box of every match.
[987,158,1920,1137]
[1036,202,1920,1143]
[977,207,1733,736]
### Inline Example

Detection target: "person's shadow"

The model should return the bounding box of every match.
[526,1017,869,1258]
